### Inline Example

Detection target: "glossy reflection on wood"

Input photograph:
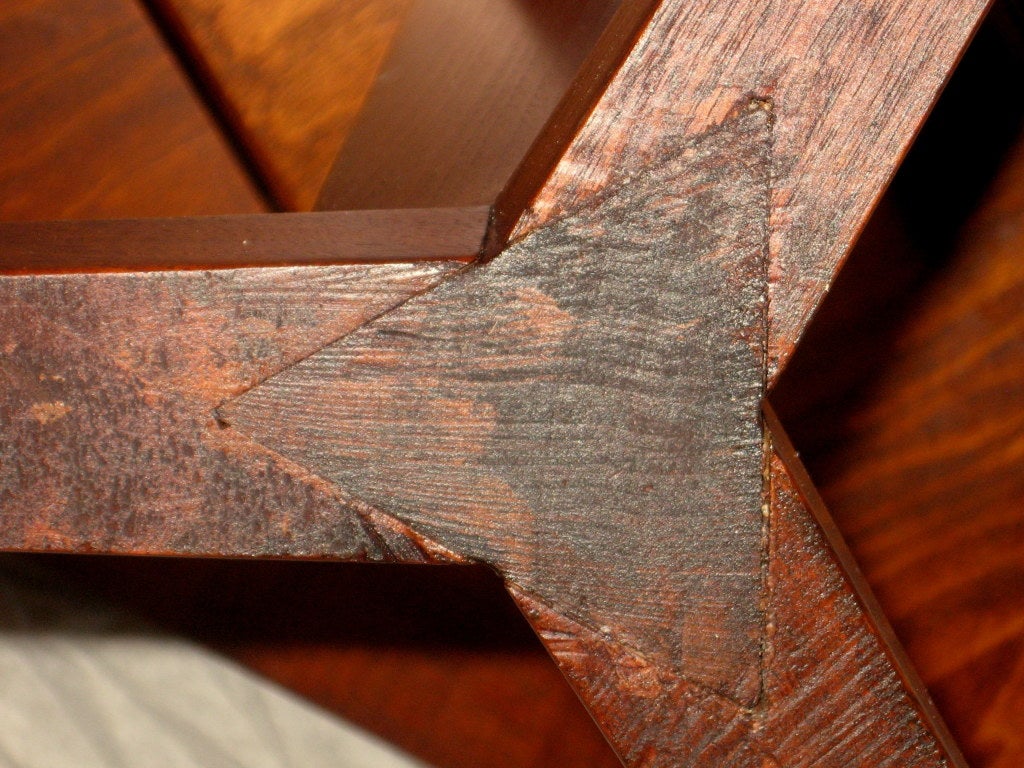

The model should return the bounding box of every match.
[150,0,417,210]
[0,0,1001,764]
[316,0,625,212]
[0,0,264,220]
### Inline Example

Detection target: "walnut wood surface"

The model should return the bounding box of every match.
[0,207,488,272]
[315,0,624,212]
[225,106,770,702]
[0,262,459,555]
[510,0,992,378]
[149,0,415,210]
[0,0,263,220]
[775,75,1024,768]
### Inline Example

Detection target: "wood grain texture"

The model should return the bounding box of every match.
[0,262,461,557]
[150,0,416,211]
[315,0,623,211]
[775,96,1024,768]
[508,443,964,767]
[508,0,991,377]
[0,0,995,763]
[224,106,770,703]
[0,0,263,220]
[0,207,488,272]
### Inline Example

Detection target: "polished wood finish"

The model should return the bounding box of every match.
[150,0,416,210]
[0,207,487,272]
[316,0,625,212]
[0,0,1005,765]
[0,0,263,220]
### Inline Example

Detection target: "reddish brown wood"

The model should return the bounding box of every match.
[0,0,264,220]
[0,0,1001,764]
[510,0,992,378]
[772,27,1024,761]
[0,207,488,272]
[224,105,770,702]
[513,438,962,766]
[0,262,459,556]
[315,0,625,212]
[148,0,416,210]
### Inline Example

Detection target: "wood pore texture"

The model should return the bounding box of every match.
[0,0,1011,765]
[223,106,771,703]
[0,3,621,764]
[510,0,992,378]
[773,6,1024,765]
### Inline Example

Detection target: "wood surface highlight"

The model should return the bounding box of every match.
[316,0,624,212]
[0,0,264,220]
[0,0,997,763]
[0,207,489,272]
[149,0,416,210]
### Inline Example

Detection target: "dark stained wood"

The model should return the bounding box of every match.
[0,0,1001,764]
[508,440,967,767]
[773,43,1024,764]
[0,262,460,556]
[224,105,770,703]
[510,0,992,379]
[315,0,625,212]
[148,0,416,211]
[764,404,963,766]
[488,0,663,253]
[0,0,264,220]
[0,207,488,272]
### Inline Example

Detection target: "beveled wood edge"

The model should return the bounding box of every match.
[0,206,490,274]
[486,0,661,256]
[762,401,968,768]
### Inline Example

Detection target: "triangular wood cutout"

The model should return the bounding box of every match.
[0,263,459,558]
[222,105,770,703]
[510,437,964,765]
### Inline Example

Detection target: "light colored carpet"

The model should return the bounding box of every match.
[0,560,429,768]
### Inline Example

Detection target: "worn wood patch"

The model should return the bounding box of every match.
[223,106,770,701]
[0,263,460,557]
[509,445,962,766]
[508,0,989,378]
